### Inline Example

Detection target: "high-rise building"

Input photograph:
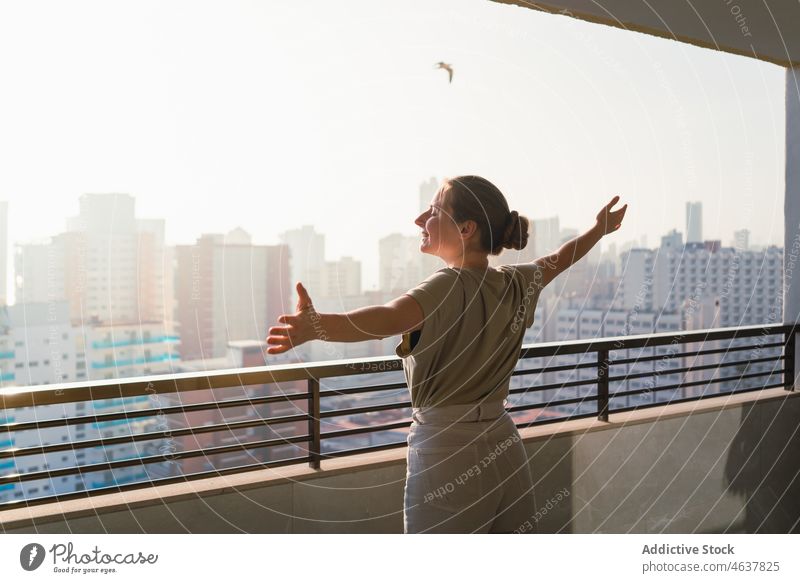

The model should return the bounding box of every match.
[530,216,560,260]
[279,225,324,305]
[617,248,654,311]
[733,228,750,251]
[686,201,702,243]
[15,193,170,326]
[5,301,82,386]
[320,256,361,299]
[617,228,782,328]
[175,229,290,361]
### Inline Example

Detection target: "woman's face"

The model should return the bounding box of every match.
[414,185,466,260]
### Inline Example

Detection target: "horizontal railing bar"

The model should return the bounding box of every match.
[506,367,782,412]
[1,323,791,409]
[0,454,312,511]
[0,358,406,409]
[508,376,599,394]
[0,434,312,485]
[605,355,782,383]
[0,412,312,460]
[608,369,782,399]
[511,361,601,375]
[0,391,311,434]
[319,401,412,419]
[511,342,784,376]
[318,381,408,398]
[320,420,412,440]
[518,323,789,360]
[606,341,784,366]
[508,361,782,398]
[506,393,599,413]
[319,440,410,460]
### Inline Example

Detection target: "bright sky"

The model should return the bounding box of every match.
[0,0,787,296]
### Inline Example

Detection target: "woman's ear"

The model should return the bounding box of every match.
[461,219,478,236]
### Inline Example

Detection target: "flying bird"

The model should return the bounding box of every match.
[434,61,453,83]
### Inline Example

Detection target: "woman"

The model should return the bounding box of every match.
[266,175,627,533]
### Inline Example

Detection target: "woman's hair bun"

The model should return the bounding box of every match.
[501,209,529,252]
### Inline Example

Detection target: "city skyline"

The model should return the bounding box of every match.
[0,0,787,297]
[0,190,772,307]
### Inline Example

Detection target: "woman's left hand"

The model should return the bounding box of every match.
[595,195,628,236]
[266,282,318,354]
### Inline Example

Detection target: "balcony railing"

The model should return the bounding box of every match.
[0,322,796,511]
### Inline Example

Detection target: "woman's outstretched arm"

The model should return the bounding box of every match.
[534,223,604,288]
[266,284,424,354]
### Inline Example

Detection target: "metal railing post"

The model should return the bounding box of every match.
[308,377,321,468]
[597,348,609,421]
[785,325,796,392]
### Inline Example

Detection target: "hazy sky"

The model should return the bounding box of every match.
[0,0,787,295]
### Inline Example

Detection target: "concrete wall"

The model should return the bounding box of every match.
[2,388,798,533]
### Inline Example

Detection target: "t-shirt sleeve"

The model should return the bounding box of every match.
[394,268,460,358]
[507,262,546,329]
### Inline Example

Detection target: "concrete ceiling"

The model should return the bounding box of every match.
[491,0,800,67]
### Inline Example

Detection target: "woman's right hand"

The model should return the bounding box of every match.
[595,195,628,236]
[266,282,318,354]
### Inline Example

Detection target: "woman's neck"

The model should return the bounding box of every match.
[448,254,489,270]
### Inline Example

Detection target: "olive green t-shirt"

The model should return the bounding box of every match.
[394,263,545,408]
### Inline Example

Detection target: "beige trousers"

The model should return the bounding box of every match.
[403,400,538,534]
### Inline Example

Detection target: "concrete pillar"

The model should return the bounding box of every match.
[785,66,800,389]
